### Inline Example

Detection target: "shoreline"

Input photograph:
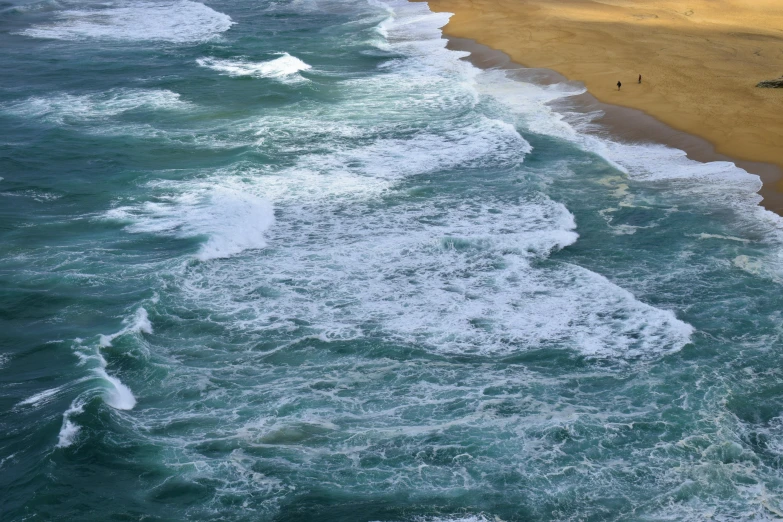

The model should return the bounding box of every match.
[443,35,783,213]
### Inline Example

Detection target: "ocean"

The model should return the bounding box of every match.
[1,0,783,520]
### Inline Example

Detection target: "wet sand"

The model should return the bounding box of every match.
[422,0,783,211]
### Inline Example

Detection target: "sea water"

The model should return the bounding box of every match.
[1,0,783,520]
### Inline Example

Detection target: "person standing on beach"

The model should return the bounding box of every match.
[638,74,642,83]
[617,80,622,91]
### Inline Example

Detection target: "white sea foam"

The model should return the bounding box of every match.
[21,0,234,42]
[0,453,16,470]
[180,191,692,357]
[689,233,752,244]
[72,345,138,411]
[106,187,275,261]
[95,365,137,410]
[197,53,312,82]
[409,517,495,522]
[102,108,525,263]
[91,0,694,360]
[731,254,783,285]
[375,514,496,522]
[99,307,153,347]
[56,418,81,448]
[16,376,92,409]
[165,106,693,357]
[56,399,84,448]
[18,385,65,407]
[2,89,192,125]
[69,308,151,412]
[193,189,275,261]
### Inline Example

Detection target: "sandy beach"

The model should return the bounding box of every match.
[423,0,783,203]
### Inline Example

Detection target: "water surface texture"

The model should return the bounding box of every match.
[2,0,783,520]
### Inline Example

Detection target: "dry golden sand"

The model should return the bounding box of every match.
[422,0,783,188]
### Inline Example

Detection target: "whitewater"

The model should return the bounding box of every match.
[2,0,783,520]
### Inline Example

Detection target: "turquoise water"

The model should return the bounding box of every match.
[2,0,783,520]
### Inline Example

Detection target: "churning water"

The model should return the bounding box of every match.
[2,0,783,520]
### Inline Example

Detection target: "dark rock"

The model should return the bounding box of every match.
[757,77,783,88]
